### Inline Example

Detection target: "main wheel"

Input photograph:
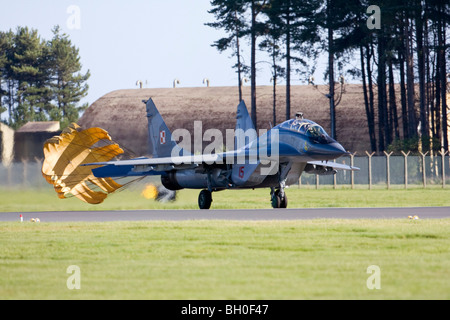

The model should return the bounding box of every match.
[271,194,281,208]
[279,194,288,208]
[273,190,288,209]
[198,190,212,210]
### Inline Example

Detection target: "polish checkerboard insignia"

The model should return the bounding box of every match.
[160,130,166,144]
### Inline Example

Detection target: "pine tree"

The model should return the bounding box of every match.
[263,0,320,121]
[206,0,249,102]
[0,26,90,129]
[260,2,285,125]
[49,26,90,128]
[8,27,51,128]
[0,31,11,117]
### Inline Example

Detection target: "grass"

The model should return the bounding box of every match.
[1,186,449,300]
[1,219,449,299]
[1,185,450,212]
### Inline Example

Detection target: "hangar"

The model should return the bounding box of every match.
[78,85,371,156]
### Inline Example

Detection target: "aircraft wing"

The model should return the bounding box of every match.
[83,154,224,178]
[83,148,275,178]
[84,154,359,179]
[83,154,222,167]
[83,147,267,169]
[307,160,360,171]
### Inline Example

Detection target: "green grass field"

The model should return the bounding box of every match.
[1,186,449,300]
[1,219,449,299]
[1,185,450,211]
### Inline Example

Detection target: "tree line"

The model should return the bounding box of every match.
[0,26,90,129]
[206,0,449,153]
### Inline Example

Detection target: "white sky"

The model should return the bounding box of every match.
[0,0,327,108]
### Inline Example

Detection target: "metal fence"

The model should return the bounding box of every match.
[0,160,47,189]
[300,152,450,189]
[0,152,449,189]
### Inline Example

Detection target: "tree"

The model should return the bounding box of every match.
[0,26,89,129]
[205,0,449,153]
[208,0,267,129]
[0,31,13,118]
[326,0,337,139]
[308,0,361,139]
[48,26,90,128]
[259,3,285,125]
[263,0,320,122]
[360,40,377,152]
[8,27,51,127]
[432,0,449,151]
[206,0,249,102]
[248,0,269,129]
[267,0,316,121]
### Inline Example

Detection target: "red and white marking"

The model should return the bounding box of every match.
[160,130,166,145]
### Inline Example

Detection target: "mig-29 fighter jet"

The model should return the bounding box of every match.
[81,98,359,209]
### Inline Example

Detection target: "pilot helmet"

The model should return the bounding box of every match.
[295,112,304,120]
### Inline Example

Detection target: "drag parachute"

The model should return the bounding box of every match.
[42,123,124,204]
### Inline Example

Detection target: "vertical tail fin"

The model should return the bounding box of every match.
[145,98,186,158]
[234,100,257,150]
[232,100,260,186]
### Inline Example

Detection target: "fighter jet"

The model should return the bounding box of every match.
[84,98,359,209]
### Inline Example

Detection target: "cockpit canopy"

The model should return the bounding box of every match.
[280,119,331,144]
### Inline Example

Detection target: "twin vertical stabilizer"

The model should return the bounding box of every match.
[145,98,186,158]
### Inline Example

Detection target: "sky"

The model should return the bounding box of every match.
[0,0,326,108]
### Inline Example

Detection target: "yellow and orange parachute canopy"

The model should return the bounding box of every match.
[42,123,124,204]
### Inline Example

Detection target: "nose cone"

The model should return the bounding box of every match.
[329,141,348,157]
[308,141,349,161]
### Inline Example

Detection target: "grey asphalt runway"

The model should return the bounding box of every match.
[1,207,449,222]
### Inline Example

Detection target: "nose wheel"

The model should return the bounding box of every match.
[198,190,213,209]
[271,188,288,209]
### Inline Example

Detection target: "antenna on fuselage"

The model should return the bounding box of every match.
[295,112,304,120]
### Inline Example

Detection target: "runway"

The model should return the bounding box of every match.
[1,207,449,222]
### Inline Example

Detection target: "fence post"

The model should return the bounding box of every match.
[350,152,356,189]
[439,149,448,188]
[401,151,410,189]
[384,151,393,189]
[333,159,337,189]
[7,163,12,187]
[419,151,428,188]
[22,158,28,188]
[34,157,43,188]
[365,151,375,190]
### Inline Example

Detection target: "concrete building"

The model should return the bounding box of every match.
[14,121,60,161]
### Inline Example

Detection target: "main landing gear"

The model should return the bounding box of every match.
[198,189,213,210]
[271,186,288,209]
[270,163,291,209]
[198,188,288,210]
